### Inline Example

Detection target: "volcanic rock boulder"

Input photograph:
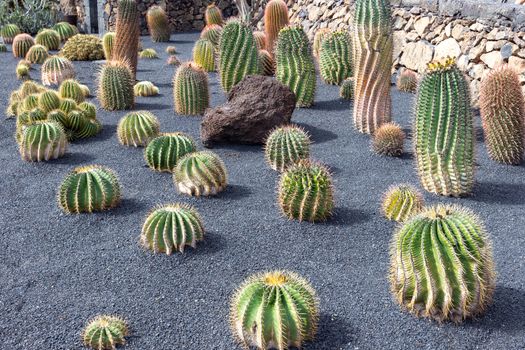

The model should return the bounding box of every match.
[200,75,296,147]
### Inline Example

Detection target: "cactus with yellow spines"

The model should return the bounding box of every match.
[79,84,91,97]
[134,81,159,96]
[253,31,267,50]
[19,121,68,162]
[12,33,35,58]
[259,49,275,76]
[47,109,68,128]
[60,34,104,61]
[67,110,101,140]
[372,122,405,157]
[193,39,215,72]
[264,0,289,55]
[25,44,49,64]
[117,111,160,147]
[381,184,423,222]
[146,5,171,42]
[1,24,21,44]
[16,61,30,80]
[201,24,222,49]
[173,62,209,115]
[113,0,140,79]
[38,90,61,112]
[313,28,331,58]
[353,0,393,134]
[52,22,78,42]
[102,32,115,60]
[98,60,135,111]
[205,3,223,26]
[174,151,228,197]
[139,48,158,59]
[82,315,129,350]
[340,77,354,100]
[59,79,85,103]
[144,133,196,172]
[59,98,77,114]
[318,30,352,85]
[397,69,418,93]
[265,125,310,172]
[78,102,97,120]
[16,108,47,141]
[21,94,39,112]
[35,29,60,50]
[41,55,76,86]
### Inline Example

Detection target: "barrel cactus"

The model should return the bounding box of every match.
[173,62,209,116]
[61,34,104,61]
[397,69,418,93]
[265,125,310,172]
[390,204,495,323]
[58,165,121,213]
[166,45,177,55]
[479,65,525,165]
[278,160,334,222]
[67,110,102,140]
[1,24,21,44]
[313,28,331,58]
[264,0,289,55]
[52,22,78,41]
[193,39,215,72]
[146,5,170,42]
[372,122,405,157]
[46,109,68,128]
[201,24,222,48]
[141,203,205,255]
[102,32,114,60]
[275,26,316,107]
[78,101,97,120]
[117,111,160,147]
[381,184,423,222]
[113,0,140,78]
[205,3,223,26]
[21,94,39,112]
[259,49,275,76]
[19,121,68,162]
[139,48,158,59]
[340,77,354,100]
[0,44,6,52]
[12,33,35,58]
[59,79,85,103]
[98,60,135,111]
[59,98,77,114]
[166,55,180,66]
[144,133,196,172]
[82,315,128,350]
[134,81,159,97]
[16,62,30,80]
[41,55,76,86]
[79,84,91,97]
[230,270,319,350]
[414,58,474,197]
[318,30,352,85]
[35,29,60,50]
[25,44,49,64]
[38,90,61,112]
[253,31,267,50]
[174,151,228,197]
[353,0,393,134]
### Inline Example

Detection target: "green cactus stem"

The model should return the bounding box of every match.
[313,28,331,58]
[117,111,160,147]
[59,79,85,103]
[173,151,228,197]
[52,22,78,41]
[201,24,222,49]
[97,60,135,111]
[1,24,21,44]
[102,32,115,60]
[78,101,97,120]
[264,0,289,55]
[38,90,61,112]
[82,315,129,350]
[193,39,215,72]
[381,184,423,222]
[146,5,170,42]
[265,125,310,172]
[318,30,352,85]
[134,81,159,96]
[173,62,209,115]
[205,3,223,26]
[25,44,49,64]
[144,132,196,172]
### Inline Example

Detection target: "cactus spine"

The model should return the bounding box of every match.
[173,62,209,115]
[82,315,128,350]
[353,0,393,133]
[134,81,159,96]
[1,24,21,44]
[19,121,68,162]
[414,58,474,197]
[25,44,49,64]
[193,39,215,72]
[113,0,140,79]
[264,0,289,55]
[41,56,76,86]
[35,29,60,50]
[381,184,423,222]
[201,24,222,48]
[372,122,405,157]
[117,111,160,147]
[12,33,35,58]
[145,133,196,172]
[265,125,310,172]
[38,90,61,112]
[397,69,418,93]
[319,31,352,85]
[174,151,228,197]
[205,3,223,26]
[98,60,135,111]
[146,5,170,42]
[102,32,115,60]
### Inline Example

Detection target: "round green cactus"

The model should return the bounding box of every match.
[12,33,35,58]
[381,184,423,222]
[174,151,227,197]
[21,94,39,112]
[18,121,68,162]
[144,133,196,172]
[58,98,77,114]
[259,49,275,76]
[0,43,6,52]
[16,62,30,80]
[78,101,97,120]
[133,81,159,97]
[25,44,49,64]
[205,3,223,26]
[20,80,46,97]
[166,45,177,55]
[38,90,61,112]
[166,55,180,66]
[82,315,129,350]
[79,84,91,97]
[16,108,46,141]
[58,165,121,213]
[117,111,160,147]
[265,125,310,172]
[102,32,114,60]
[60,34,104,61]
[97,60,135,111]
[200,24,222,48]
[35,29,60,50]
[52,22,78,42]
[41,55,76,86]
[47,109,68,128]
[146,5,170,42]
[318,30,353,85]
[59,79,85,103]
[173,62,209,116]
[139,48,158,59]
[141,203,205,254]
[68,110,101,140]
[193,39,215,72]
[390,204,496,323]
[372,122,405,157]
[230,270,319,349]
[397,69,418,93]
[1,24,21,44]
[278,160,334,222]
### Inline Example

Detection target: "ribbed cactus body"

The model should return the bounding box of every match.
[134,81,159,96]
[264,0,289,55]
[144,133,196,172]
[59,98,77,114]
[205,3,223,26]
[173,62,209,115]
[193,39,215,72]
[61,34,104,61]
[78,102,97,119]
[79,84,91,97]
[146,5,170,42]
[117,111,160,147]
[201,24,222,49]
[41,55,76,86]
[372,122,405,157]
[12,34,35,58]
[67,110,101,140]
[340,78,354,100]
[265,125,310,172]
[82,315,128,350]
[35,29,60,50]
[390,204,495,323]
[253,31,267,50]
[52,22,78,41]
[59,79,85,103]
[319,31,352,85]
[479,65,525,165]
[25,44,49,64]
[47,109,68,127]
[353,0,393,133]
[19,121,68,161]
[1,24,21,43]
[16,62,30,80]
[414,58,474,197]
[259,49,275,76]
[230,271,319,350]
[139,48,158,59]
[174,151,227,197]
[102,32,114,60]
[218,20,260,92]
[141,203,205,254]
[381,184,423,222]
[113,0,140,78]
[397,69,418,93]
[313,28,331,58]
[16,108,46,141]
[21,94,39,112]
[38,90,61,112]
[275,26,316,108]
[58,165,121,213]
[98,60,135,111]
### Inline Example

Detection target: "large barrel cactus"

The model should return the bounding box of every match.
[12,33,35,58]
[414,58,474,197]
[112,0,140,79]
[174,151,227,197]
[117,111,160,147]
[353,0,393,133]
[52,22,78,41]
[390,204,495,323]
[1,24,21,44]
[98,60,135,111]
[265,125,310,172]
[144,133,196,172]
[41,56,76,86]
[19,121,68,162]
[25,44,49,64]
[173,62,209,115]
[146,5,170,42]
[82,315,129,350]
[35,29,60,50]
[264,0,289,55]
[59,79,85,103]
[318,30,352,85]
[381,184,423,222]
[275,26,316,108]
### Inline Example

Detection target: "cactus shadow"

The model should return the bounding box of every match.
[469,182,525,205]
[51,152,97,165]
[311,98,349,112]
[219,184,253,201]
[323,207,371,227]
[134,102,172,111]
[304,314,357,349]
[192,231,225,255]
[297,123,338,144]
[110,198,149,216]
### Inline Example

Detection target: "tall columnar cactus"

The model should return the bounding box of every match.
[59,79,85,103]
[353,0,393,134]
[141,203,205,254]
[25,44,49,64]
[414,58,474,197]
[479,65,525,165]
[372,122,405,157]
[144,133,196,172]
[278,160,334,222]
[38,90,61,112]
[98,60,135,111]
[12,33,35,58]
[397,69,418,93]
[102,32,115,60]
[35,29,60,50]
[264,0,289,55]
[82,315,129,350]
[58,165,121,213]
[275,26,316,108]
[313,28,331,58]
[201,24,222,48]
[390,204,495,323]
[259,49,275,76]
[113,0,140,79]
[174,151,228,197]
[134,81,159,96]
[117,111,160,147]
[340,77,354,100]
[193,39,215,72]
[319,30,352,85]
[19,121,68,162]
[52,22,78,41]
[205,3,223,26]
[265,125,310,172]
[41,55,76,86]
[1,24,21,44]
[230,271,319,349]
[381,184,423,222]
[173,62,209,115]
[146,5,170,42]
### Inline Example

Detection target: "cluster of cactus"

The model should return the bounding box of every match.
[259,49,275,76]
[82,315,129,350]
[25,44,49,64]
[193,39,215,72]
[1,24,21,43]
[16,61,30,80]
[98,60,135,111]
[18,120,68,162]
[340,77,354,100]
[141,203,205,255]
[56,107,102,141]
[381,184,423,222]
[318,30,353,85]
[146,5,170,42]
[52,22,78,41]
[313,28,331,58]
[60,34,104,61]
[278,160,334,222]
[173,62,209,115]
[265,125,310,172]
[102,32,114,60]
[12,33,35,58]
[205,3,223,26]
[253,31,267,50]
[390,204,495,323]
[38,90,61,112]
[59,79,85,103]
[35,29,60,50]
[264,0,289,55]
[201,24,222,48]
[372,122,405,157]
[139,48,158,59]
[230,270,319,349]
[15,108,47,141]
[479,65,525,165]
[174,151,228,197]
[275,26,316,107]
[113,0,140,78]
[58,165,121,213]
[6,81,45,117]
[397,69,418,93]
[353,0,393,134]
[134,81,159,97]
[41,55,76,86]
[145,132,196,172]
[166,55,180,66]
[117,111,160,147]
[414,58,474,197]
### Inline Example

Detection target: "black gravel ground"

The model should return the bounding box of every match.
[1,32,524,350]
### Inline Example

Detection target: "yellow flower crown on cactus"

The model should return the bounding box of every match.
[426,56,456,73]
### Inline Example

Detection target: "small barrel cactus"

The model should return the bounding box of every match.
[340,77,354,100]
[134,81,159,97]
[278,160,334,222]
[52,22,78,41]
[381,184,423,222]
[259,49,275,76]
[97,60,135,111]
[146,5,170,42]
[16,62,30,80]
[67,110,101,140]
[82,315,128,350]
[144,133,196,172]
[79,84,91,97]
[78,101,97,120]
[38,90,61,112]
[141,203,205,254]
[230,270,319,349]
[0,43,6,52]
[193,39,215,72]
[139,48,158,59]
[166,55,180,66]
[102,32,114,60]
[59,79,85,103]
[59,98,78,114]
[35,29,60,50]
[201,24,222,48]
[25,44,49,64]
[397,69,418,93]
[1,23,21,44]
[113,0,140,79]
[390,204,495,323]
[19,121,68,162]
[166,45,177,55]
[117,111,160,147]
[58,165,121,213]
[47,109,69,127]
[60,34,104,61]
[264,0,289,55]
[372,122,405,157]
[41,55,76,86]
[313,28,331,58]
[318,30,353,85]
[173,62,209,116]
[174,151,227,196]
[12,33,35,58]
[253,30,267,50]
[265,125,310,172]
[20,94,40,113]
[205,3,223,26]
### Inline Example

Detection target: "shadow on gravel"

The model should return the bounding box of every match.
[312,99,349,112]
[220,184,252,201]
[322,207,370,227]
[305,314,356,349]
[51,152,97,165]
[135,102,172,111]
[111,198,149,215]
[470,182,525,205]
[297,123,338,144]
[192,232,224,255]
